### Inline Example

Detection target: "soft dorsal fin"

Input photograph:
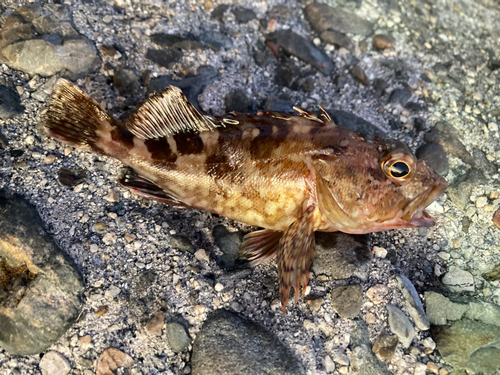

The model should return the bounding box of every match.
[126,86,218,139]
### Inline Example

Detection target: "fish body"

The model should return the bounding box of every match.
[45,79,447,312]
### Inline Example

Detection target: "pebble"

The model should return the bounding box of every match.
[146,311,165,336]
[103,188,119,203]
[372,34,396,51]
[324,355,335,373]
[332,350,349,366]
[304,3,374,37]
[102,232,117,245]
[169,235,196,254]
[93,222,107,234]
[57,168,87,188]
[424,121,474,165]
[0,85,25,120]
[96,348,133,375]
[373,246,387,258]
[39,351,71,375]
[330,285,363,319]
[422,337,436,353]
[312,232,371,281]
[388,88,412,105]
[414,362,427,375]
[268,29,335,75]
[305,298,323,312]
[387,304,415,348]
[319,30,354,52]
[194,249,209,262]
[145,48,183,69]
[442,266,475,293]
[191,310,304,374]
[113,67,139,95]
[493,208,500,229]
[415,143,449,176]
[396,275,430,330]
[350,65,369,85]
[214,283,224,292]
[366,284,389,304]
[231,7,256,24]
[372,334,398,361]
[166,321,191,353]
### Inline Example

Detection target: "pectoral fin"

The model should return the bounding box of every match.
[278,205,316,314]
[238,229,283,265]
[118,168,189,207]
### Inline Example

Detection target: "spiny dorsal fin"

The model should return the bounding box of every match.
[126,86,217,139]
[292,106,324,123]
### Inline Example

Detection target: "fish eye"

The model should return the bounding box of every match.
[382,154,415,184]
[388,161,410,178]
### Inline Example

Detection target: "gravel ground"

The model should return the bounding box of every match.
[1,0,500,374]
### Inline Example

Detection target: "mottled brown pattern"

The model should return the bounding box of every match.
[173,133,204,154]
[144,139,177,163]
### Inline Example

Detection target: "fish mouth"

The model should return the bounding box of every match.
[402,178,447,227]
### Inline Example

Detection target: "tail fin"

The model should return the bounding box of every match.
[44,79,118,155]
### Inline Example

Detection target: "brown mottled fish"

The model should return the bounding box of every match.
[44,79,447,313]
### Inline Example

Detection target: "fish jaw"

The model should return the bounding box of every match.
[404,176,448,227]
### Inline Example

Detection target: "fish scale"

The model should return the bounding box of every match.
[44,79,447,313]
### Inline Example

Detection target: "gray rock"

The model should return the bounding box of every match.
[327,110,387,138]
[224,89,252,113]
[432,318,500,374]
[0,85,24,120]
[424,121,474,165]
[39,351,71,375]
[442,266,475,293]
[212,225,243,269]
[319,30,354,52]
[447,169,486,210]
[387,304,415,348]
[113,67,139,95]
[231,7,257,24]
[312,232,371,281]
[198,30,233,50]
[349,321,391,375]
[192,310,305,375]
[210,4,230,22]
[166,321,191,353]
[168,235,196,254]
[330,285,363,319]
[415,143,449,177]
[466,301,500,327]
[472,148,497,175]
[424,291,469,325]
[267,29,335,75]
[305,3,374,37]
[150,33,205,50]
[396,275,430,330]
[268,5,295,22]
[145,48,183,69]
[0,192,84,355]
[57,168,87,188]
[351,64,369,86]
[372,334,398,361]
[388,88,412,105]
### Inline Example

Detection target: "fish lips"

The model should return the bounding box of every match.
[404,178,448,228]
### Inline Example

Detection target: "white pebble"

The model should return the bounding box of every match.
[194,249,209,262]
[214,283,224,292]
[373,246,387,258]
[39,351,71,375]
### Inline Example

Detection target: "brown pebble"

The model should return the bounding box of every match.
[372,34,396,51]
[95,305,109,317]
[204,1,212,9]
[427,362,439,374]
[372,333,398,361]
[104,188,119,203]
[99,45,116,56]
[79,335,91,345]
[146,311,165,336]
[350,65,369,85]
[493,207,500,229]
[438,368,449,375]
[359,39,369,53]
[305,298,323,312]
[366,284,389,303]
[365,311,376,324]
[96,348,133,375]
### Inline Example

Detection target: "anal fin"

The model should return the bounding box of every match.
[278,206,316,314]
[238,229,283,265]
[117,168,188,207]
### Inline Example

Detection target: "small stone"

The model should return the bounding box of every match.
[414,363,427,375]
[102,232,117,245]
[105,285,121,299]
[387,304,415,348]
[389,88,412,105]
[373,246,387,258]
[102,15,113,23]
[427,362,439,373]
[330,285,363,319]
[43,155,57,164]
[103,188,119,202]
[319,30,354,52]
[493,208,500,229]
[422,337,436,353]
[145,48,183,68]
[213,283,223,292]
[351,65,369,85]
[332,350,349,366]
[324,355,335,373]
[57,168,86,187]
[231,7,256,24]
[94,305,108,317]
[166,321,191,353]
[305,298,323,312]
[396,275,430,330]
[204,1,212,9]
[39,351,71,375]
[372,34,396,51]
[424,121,474,166]
[146,311,165,336]
[476,196,488,208]
[372,334,398,361]
[113,67,139,95]
[439,369,449,375]
[365,311,376,324]
[194,249,209,262]
[0,85,25,120]
[415,143,449,177]
[96,348,133,375]
[442,266,475,293]
[93,222,107,234]
[424,291,469,325]
[366,284,389,304]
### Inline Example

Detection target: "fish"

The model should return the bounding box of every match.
[44,78,448,313]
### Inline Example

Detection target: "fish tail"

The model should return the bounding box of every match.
[44,79,121,156]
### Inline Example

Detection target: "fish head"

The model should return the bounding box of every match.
[312,130,448,233]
